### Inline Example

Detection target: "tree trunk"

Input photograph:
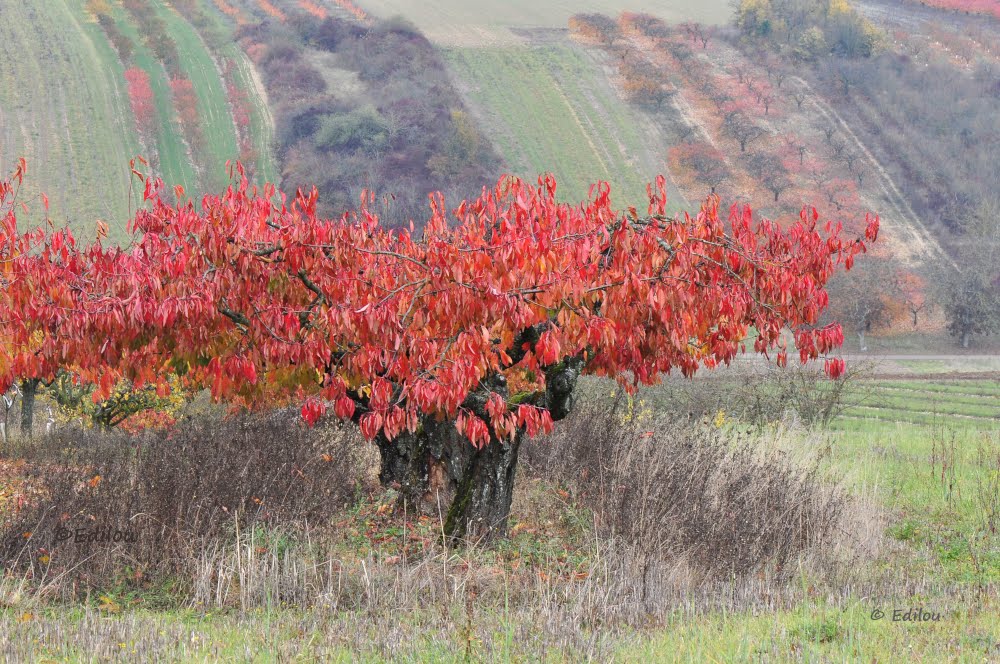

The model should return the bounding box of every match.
[443,429,523,543]
[375,409,522,544]
[857,330,867,352]
[374,357,584,545]
[19,378,39,438]
[962,331,970,349]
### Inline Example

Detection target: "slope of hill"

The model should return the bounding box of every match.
[0,1,139,239]
[0,0,276,242]
[445,43,686,208]
[345,0,721,212]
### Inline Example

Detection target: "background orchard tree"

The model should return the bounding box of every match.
[0,162,878,543]
[897,270,930,328]
[724,111,767,153]
[934,238,1000,349]
[745,152,791,202]
[826,253,898,352]
[124,68,156,140]
[668,141,730,196]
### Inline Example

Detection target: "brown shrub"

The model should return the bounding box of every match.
[1,412,370,600]
[521,395,846,578]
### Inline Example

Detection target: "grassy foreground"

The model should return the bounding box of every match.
[1,375,999,662]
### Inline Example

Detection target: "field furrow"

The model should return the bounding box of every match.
[154,3,241,190]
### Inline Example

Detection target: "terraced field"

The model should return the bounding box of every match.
[217,47,278,186]
[105,1,277,193]
[0,0,139,240]
[155,3,241,191]
[835,379,1000,430]
[0,0,277,243]
[161,0,279,190]
[446,45,681,209]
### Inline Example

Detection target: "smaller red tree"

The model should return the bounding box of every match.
[898,269,930,328]
[669,141,730,195]
[124,67,156,139]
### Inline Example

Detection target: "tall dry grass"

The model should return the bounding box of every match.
[1,396,892,657]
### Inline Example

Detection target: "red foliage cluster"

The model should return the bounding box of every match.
[0,160,877,446]
[298,0,327,19]
[226,81,251,131]
[332,0,369,22]
[124,67,156,138]
[222,62,256,167]
[244,42,268,64]
[213,0,246,23]
[170,77,203,151]
[256,0,286,21]
[118,409,178,434]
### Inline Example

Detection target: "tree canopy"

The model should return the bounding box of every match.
[0,161,878,446]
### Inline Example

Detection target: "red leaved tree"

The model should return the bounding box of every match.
[0,162,878,542]
[124,67,156,139]
[898,269,929,328]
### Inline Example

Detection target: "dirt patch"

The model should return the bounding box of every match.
[304,49,367,101]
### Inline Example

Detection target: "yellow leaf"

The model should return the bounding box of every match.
[98,595,121,613]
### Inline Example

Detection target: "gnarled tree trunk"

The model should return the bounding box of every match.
[375,357,584,544]
[443,428,523,543]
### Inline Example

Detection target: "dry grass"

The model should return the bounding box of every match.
[0,400,903,660]
[1,411,372,602]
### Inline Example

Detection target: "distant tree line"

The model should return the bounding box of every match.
[734,0,885,59]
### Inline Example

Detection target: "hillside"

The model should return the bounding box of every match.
[357,0,733,45]
[0,1,138,238]
[444,43,687,209]
[0,0,275,243]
